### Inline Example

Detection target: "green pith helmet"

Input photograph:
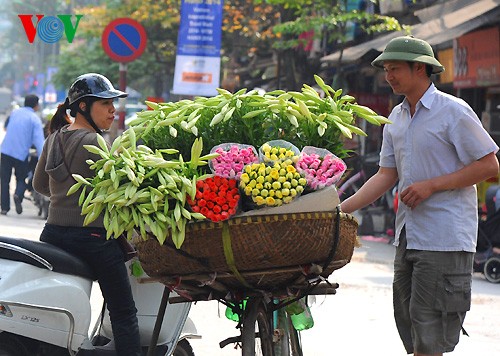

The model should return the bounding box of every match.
[371,36,444,74]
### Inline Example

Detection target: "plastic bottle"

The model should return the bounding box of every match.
[284,300,304,315]
[289,298,314,331]
[225,299,247,322]
[225,306,239,322]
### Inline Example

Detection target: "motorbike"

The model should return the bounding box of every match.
[0,235,200,355]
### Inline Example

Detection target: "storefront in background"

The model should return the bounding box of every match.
[453,26,500,142]
[451,26,500,202]
[437,47,454,86]
[454,27,500,88]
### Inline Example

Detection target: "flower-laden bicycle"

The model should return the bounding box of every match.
[69,75,388,355]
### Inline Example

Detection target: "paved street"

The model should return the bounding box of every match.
[1,198,500,355]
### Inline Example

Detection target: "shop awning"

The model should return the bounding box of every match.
[414,0,476,23]
[321,0,500,64]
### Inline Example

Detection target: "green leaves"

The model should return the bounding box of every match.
[128,75,390,162]
[72,75,389,249]
[271,4,403,51]
[67,138,212,249]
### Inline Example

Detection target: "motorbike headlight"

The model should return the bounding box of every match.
[0,303,13,317]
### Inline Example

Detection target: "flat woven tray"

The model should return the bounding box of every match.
[135,209,358,292]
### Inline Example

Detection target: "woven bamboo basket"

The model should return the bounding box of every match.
[134,210,358,292]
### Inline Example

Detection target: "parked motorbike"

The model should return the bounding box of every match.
[0,235,199,355]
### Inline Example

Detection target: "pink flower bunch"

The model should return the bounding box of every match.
[210,144,258,179]
[296,152,346,190]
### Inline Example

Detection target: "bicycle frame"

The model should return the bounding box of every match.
[273,305,303,356]
[219,282,339,356]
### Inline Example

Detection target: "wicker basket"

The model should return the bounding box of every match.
[135,210,358,292]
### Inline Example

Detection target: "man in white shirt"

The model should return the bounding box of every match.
[341,36,499,356]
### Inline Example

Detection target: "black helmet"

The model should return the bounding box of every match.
[68,73,127,105]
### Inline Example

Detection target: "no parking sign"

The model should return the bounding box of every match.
[102,18,146,63]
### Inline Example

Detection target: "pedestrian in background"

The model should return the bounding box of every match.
[1,94,45,215]
[341,36,499,355]
[33,73,141,355]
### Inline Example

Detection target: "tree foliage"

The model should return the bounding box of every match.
[51,0,181,97]
[0,0,404,98]
[271,1,404,50]
[218,0,404,90]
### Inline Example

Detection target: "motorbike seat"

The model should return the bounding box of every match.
[0,236,95,280]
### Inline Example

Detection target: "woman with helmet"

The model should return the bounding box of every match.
[33,73,141,355]
[341,36,499,355]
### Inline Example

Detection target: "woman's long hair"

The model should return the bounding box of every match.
[48,98,71,134]
[48,97,96,134]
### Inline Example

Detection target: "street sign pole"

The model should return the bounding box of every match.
[101,18,147,136]
[119,62,127,131]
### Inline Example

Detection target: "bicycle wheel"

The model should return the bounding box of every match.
[241,298,274,356]
[274,308,302,356]
[484,255,500,283]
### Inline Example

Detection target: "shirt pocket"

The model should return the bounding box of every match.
[435,273,471,313]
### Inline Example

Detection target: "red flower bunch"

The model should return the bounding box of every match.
[187,176,240,222]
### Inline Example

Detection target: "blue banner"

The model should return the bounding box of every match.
[173,0,223,96]
[177,0,222,57]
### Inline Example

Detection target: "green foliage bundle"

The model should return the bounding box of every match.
[68,133,216,248]
[129,75,390,168]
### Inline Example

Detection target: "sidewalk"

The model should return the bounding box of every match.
[354,234,396,265]
[0,188,47,240]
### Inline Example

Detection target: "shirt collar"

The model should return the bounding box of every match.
[399,83,437,113]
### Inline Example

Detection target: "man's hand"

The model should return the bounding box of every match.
[340,166,398,213]
[399,181,434,209]
[400,152,499,209]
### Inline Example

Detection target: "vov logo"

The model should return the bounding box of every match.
[18,14,84,44]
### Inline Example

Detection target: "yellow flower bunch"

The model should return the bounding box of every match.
[260,142,300,163]
[239,160,307,207]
